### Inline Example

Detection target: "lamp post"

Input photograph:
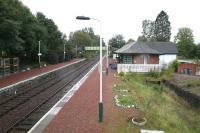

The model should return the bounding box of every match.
[64,44,66,61]
[38,40,42,67]
[76,16,103,122]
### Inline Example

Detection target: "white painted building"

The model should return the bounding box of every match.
[159,54,177,68]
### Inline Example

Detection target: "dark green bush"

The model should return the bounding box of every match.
[170,60,179,72]
[186,80,200,88]
[146,71,161,78]
[119,72,125,77]
[153,84,164,93]
[46,51,59,64]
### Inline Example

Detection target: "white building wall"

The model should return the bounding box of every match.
[113,54,118,60]
[159,54,177,68]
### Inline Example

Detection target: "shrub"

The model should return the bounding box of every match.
[171,60,179,72]
[46,51,59,64]
[58,52,64,62]
[186,80,200,88]
[119,72,125,77]
[161,60,179,79]
[40,61,47,67]
[146,70,161,78]
[153,84,164,93]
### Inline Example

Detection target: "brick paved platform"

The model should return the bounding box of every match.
[38,59,124,133]
[0,58,82,89]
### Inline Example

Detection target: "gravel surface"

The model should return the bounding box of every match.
[0,58,80,89]
[171,74,200,87]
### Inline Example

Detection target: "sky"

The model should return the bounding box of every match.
[21,0,200,44]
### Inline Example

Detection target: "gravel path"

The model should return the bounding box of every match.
[0,58,80,89]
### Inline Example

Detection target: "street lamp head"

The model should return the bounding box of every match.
[76,16,90,20]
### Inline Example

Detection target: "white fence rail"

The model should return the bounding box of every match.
[117,64,162,73]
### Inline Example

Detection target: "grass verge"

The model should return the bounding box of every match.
[112,72,200,133]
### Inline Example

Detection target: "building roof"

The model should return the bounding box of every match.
[177,59,196,64]
[115,42,178,54]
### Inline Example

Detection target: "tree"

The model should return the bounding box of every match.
[126,38,135,44]
[0,19,24,57]
[108,34,125,56]
[142,20,155,41]
[36,12,69,62]
[72,31,92,47]
[81,27,100,46]
[154,10,171,41]
[108,34,125,49]
[67,30,93,57]
[0,0,71,63]
[137,35,147,42]
[0,0,25,57]
[196,44,200,58]
[174,27,196,58]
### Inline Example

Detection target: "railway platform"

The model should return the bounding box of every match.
[0,58,82,90]
[28,59,121,133]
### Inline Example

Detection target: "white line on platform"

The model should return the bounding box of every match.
[0,59,85,92]
[28,60,99,133]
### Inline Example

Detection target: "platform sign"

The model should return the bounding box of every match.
[85,46,107,51]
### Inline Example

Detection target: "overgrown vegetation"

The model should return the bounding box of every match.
[186,79,200,88]
[145,71,161,78]
[117,95,135,106]
[112,72,200,133]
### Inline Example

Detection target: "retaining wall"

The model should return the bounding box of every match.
[165,80,200,108]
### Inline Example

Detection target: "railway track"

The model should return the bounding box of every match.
[0,56,99,133]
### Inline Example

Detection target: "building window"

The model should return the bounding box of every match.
[143,54,148,64]
[123,55,132,64]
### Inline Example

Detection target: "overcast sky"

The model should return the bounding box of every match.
[21,0,200,43]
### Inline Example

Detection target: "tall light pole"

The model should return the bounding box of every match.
[38,40,42,67]
[76,44,78,57]
[76,16,103,122]
[64,44,66,61]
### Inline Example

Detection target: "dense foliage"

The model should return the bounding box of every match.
[154,10,171,41]
[0,0,101,65]
[67,27,104,57]
[108,34,126,56]
[137,10,171,42]
[108,34,126,49]
[141,20,155,41]
[136,11,199,60]
[174,27,200,59]
[0,0,67,64]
